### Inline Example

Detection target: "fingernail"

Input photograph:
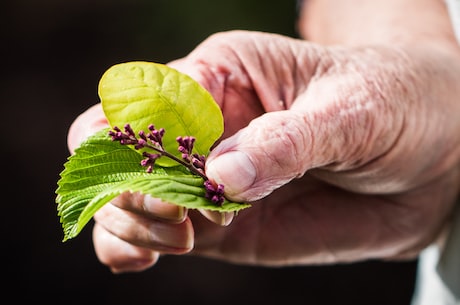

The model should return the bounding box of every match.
[143,195,186,223]
[110,260,153,274]
[222,212,234,226]
[206,151,256,200]
[148,222,194,251]
[199,209,234,226]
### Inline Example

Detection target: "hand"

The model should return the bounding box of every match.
[68,30,460,272]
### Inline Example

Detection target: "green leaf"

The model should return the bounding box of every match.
[99,61,224,166]
[56,130,250,241]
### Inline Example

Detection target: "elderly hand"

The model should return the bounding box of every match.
[68,30,460,272]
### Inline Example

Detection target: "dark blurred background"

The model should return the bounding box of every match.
[3,1,417,304]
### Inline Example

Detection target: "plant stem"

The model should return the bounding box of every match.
[144,142,208,180]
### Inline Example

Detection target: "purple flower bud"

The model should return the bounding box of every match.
[176,136,185,147]
[191,154,206,170]
[124,124,135,137]
[134,139,146,149]
[204,180,215,191]
[191,157,204,169]
[211,195,224,205]
[176,136,196,155]
[140,152,162,172]
[121,138,137,145]
[184,136,195,150]
[151,130,163,146]
[203,180,225,206]
[216,183,225,195]
[108,127,123,141]
[142,152,161,160]
[138,130,147,141]
[178,146,187,153]
[145,126,165,147]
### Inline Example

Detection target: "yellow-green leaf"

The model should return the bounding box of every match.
[98,61,224,166]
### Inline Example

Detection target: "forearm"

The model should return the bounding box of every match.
[298,0,459,49]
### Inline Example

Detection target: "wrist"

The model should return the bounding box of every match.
[298,0,459,51]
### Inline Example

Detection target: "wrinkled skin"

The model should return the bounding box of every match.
[68,30,460,272]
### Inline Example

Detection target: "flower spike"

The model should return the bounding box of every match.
[109,123,226,205]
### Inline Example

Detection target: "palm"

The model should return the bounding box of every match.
[190,170,457,264]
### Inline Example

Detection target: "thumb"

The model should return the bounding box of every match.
[205,110,322,202]
[67,103,109,154]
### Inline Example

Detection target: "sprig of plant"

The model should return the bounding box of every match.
[55,61,251,242]
[109,123,225,205]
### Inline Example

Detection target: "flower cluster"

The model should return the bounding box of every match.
[176,136,207,176]
[109,124,225,206]
[204,180,225,206]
